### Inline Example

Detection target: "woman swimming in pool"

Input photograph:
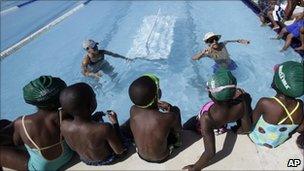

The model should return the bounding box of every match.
[249,61,304,148]
[192,32,250,73]
[82,39,130,80]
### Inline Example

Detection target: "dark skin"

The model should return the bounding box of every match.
[284,0,304,21]
[183,89,252,171]
[279,13,304,52]
[251,94,304,133]
[130,100,182,162]
[0,108,64,170]
[60,85,125,161]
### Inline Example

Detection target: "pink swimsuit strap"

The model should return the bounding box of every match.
[198,101,214,119]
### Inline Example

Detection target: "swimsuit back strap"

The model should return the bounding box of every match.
[22,114,65,153]
[22,116,41,151]
[37,141,64,151]
[278,102,299,124]
[273,97,299,124]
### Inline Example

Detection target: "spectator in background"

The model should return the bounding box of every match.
[272,12,304,51]
[258,0,282,27]
[283,0,304,21]
[271,0,304,27]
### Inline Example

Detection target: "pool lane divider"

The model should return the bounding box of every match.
[0,0,92,60]
[0,0,37,15]
[241,0,304,58]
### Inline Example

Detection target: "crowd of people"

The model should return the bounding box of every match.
[0,1,304,171]
[258,0,304,52]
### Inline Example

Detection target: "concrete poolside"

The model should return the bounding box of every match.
[65,130,303,170]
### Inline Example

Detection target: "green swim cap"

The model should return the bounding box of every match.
[23,76,67,108]
[273,61,304,98]
[206,68,237,101]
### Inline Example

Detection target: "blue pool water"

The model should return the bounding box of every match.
[1,1,303,123]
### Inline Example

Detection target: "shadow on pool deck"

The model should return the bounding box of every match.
[207,131,238,167]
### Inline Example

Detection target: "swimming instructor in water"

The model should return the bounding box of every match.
[82,39,131,80]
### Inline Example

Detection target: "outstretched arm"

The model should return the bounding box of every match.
[183,116,215,171]
[103,50,129,61]
[223,39,250,45]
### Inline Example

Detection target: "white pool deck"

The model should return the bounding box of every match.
[63,131,303,170]
[2,131,303,171]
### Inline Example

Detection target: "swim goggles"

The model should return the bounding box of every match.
[136,73,160,108]
[205,84,236,93]
[85,44,98,51]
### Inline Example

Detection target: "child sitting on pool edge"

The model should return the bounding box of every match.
[129,74,182,163]
[60,83,129,166]
[192,32,250,73]
[183,69,252,170]
[249,61,304,148]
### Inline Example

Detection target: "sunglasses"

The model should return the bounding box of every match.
[205,37,219,44]
[85,44,98,51]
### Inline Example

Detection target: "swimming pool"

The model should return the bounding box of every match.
[1,1,303,123]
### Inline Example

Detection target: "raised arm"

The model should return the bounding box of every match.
[183,115,215,170]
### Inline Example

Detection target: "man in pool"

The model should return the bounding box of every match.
[60,83,128,165]
[128,74,182,163]
[192,32,250,73]
[82,39,130,80]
